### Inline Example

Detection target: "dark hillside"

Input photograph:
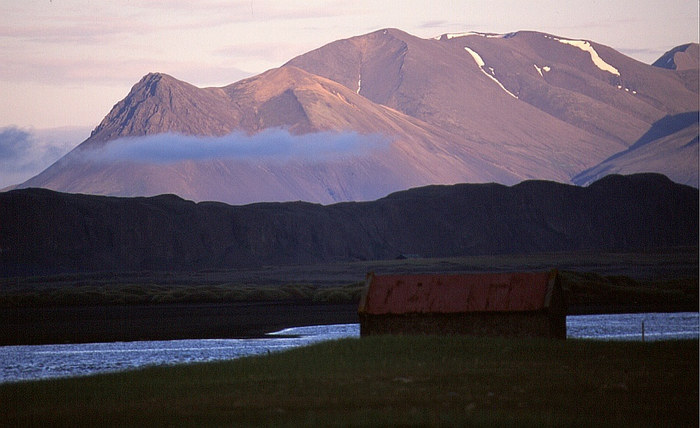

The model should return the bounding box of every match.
[1,174,697,276]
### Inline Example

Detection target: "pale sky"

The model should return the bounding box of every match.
[1,0,698,130]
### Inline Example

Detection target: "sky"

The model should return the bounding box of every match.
[0,0,698,187]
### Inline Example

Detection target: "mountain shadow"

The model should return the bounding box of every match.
[1,174,697,276]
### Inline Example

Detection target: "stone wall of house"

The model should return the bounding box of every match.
[360,311,565,339]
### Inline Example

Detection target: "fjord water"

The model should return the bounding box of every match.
[1,313,697,384]
[566,312,698,340]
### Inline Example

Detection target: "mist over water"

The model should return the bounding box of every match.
[81,129,390,164]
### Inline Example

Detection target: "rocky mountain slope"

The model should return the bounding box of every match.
[573,111,699,185]
[16,30,699,203]
[2,174,697,276]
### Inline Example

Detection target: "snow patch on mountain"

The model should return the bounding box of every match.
[464,46,486,67]
[463,47,518,99]
[534,64,543,77]
[617,85,637,94]
[533,64,552,77]
[534,65,552,77]
[546,36,620,76]
[440,31,513,40]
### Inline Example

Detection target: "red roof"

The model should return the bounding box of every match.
[359,271,556,315]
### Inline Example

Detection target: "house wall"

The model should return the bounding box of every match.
[359,311,566,339]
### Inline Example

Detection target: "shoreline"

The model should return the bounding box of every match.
[0,301,360,346]
[2,300,697,346]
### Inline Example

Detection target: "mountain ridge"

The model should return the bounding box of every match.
[1,173,697,276]
[14,28,699,203]
[573,111,699,186]
[653,43,700,71]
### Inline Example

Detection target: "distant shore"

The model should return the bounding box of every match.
[2,250,696,346]
[0,301,360,346]
[2,300,697,346]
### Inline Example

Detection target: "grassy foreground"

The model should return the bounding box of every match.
[1,336,697,427]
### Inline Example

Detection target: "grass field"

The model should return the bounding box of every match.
[1,336,697,427]
[2,249,696,345]
[2,248,697,309]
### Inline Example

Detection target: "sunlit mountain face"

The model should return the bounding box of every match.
[17,29,698,204]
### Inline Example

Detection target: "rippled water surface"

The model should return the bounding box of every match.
[567,312,698,341]
[1,313,696,384]
[0,324,359,384]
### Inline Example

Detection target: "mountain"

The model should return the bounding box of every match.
[288,30,698,184]
[289,29,692,151]
[573,111,699,186]
[653,43,699,71]
[1,174,697,276]
[22,67,517,203]
[16,29,699,204]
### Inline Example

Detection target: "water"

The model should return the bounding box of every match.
[567,312,699,341]
[0,324,359,384]
[1,313,697,384]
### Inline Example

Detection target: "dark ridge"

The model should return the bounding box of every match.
[1,174,697,276]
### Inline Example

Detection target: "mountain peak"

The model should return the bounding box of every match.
[435,30,519,41]
[141,71,170,82]
[131,72,192,97]
[87,72,235,144]
[653,43,699,71]
[370,28,411,38]
[17,27,699,204]
[238,65,320,91]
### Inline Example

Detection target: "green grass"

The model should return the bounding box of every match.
[0,282,366,307]
[1,271,695,310]
[1,336,697,427]
[561,271,698,309]
[2,249,696,308]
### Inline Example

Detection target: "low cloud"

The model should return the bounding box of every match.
[81,129,390,164]
[0,126,87,188]
[420,20,449,29]
[618,47,669,64]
